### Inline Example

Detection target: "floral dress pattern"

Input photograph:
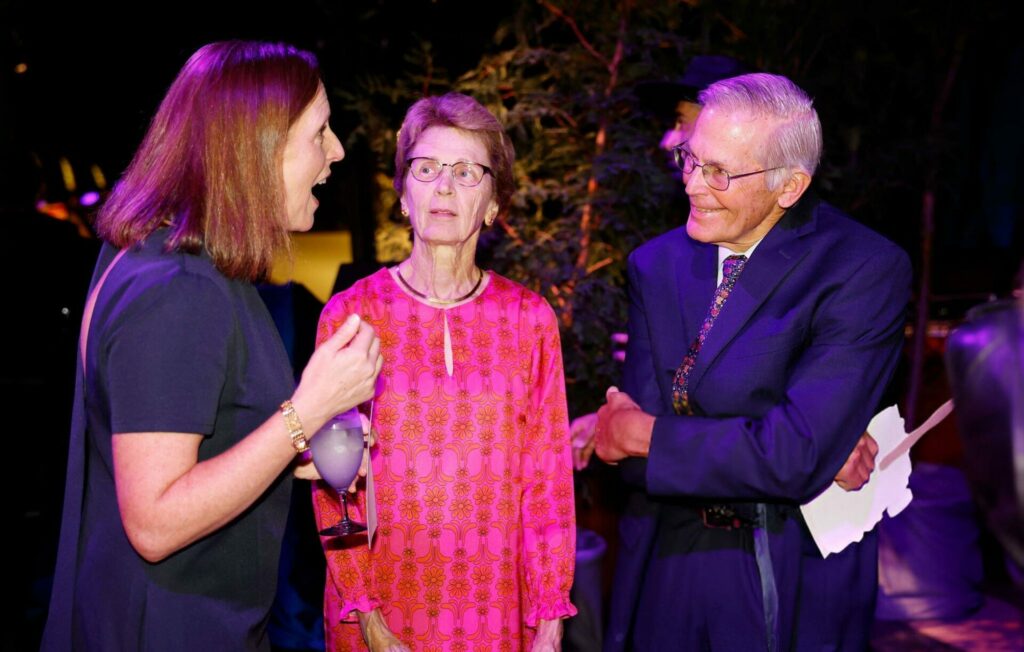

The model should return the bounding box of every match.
[313,269,576,651]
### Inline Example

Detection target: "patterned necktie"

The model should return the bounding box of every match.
[672,254,748,415]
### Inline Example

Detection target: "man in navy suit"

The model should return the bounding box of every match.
[595,73,911,651]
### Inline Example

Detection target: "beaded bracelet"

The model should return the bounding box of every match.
[279,400,309,454]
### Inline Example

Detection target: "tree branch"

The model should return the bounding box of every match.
[538,0,610,68]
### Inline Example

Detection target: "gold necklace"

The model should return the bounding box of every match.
[396,266,484,305]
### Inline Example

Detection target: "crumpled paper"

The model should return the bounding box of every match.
[800,405,915,558]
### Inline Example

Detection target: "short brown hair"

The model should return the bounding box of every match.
[393,93,515,218]
[96,41,321,280]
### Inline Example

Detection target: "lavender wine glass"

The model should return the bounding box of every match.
[311,408,367,536]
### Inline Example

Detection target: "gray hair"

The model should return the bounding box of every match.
[698,73,822,189]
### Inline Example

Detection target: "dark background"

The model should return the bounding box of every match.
[5,1,1022,306]
[2,0,507,224]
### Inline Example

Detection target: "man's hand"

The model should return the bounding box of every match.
[595,387,654,464]
[834,431,878,491]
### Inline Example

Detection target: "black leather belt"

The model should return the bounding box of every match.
[655,499,794,532]
[700,503,757,528]
[699,504,758,530]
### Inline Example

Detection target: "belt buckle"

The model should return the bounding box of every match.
[700,504,749,530]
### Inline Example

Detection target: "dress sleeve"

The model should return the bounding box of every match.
[519,299,578,626]
[105,269,232,436]
[311,294,380,623]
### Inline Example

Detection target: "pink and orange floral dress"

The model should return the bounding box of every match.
[313,268,576,651]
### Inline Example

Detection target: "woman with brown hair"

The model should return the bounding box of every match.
[42,41,382,651]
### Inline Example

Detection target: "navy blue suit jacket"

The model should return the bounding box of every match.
[606,194,911,650]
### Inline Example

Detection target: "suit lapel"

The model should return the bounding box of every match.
[686,197,819,400]
[666,238,717,378]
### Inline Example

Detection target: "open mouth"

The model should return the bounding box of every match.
[311,176,330,205]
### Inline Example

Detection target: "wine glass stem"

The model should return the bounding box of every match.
[340,492,351,523]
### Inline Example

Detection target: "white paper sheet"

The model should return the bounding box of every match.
[800,401,953,558]
[365,403,377,548]
[366,448,377,547]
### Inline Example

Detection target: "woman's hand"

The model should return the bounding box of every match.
[292,453,320,481]
[358,609,410,652]
[531,618,563,652]
[570,412,599,470]
[291,314,383,435]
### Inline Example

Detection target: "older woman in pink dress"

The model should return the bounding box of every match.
[313,93,576,651]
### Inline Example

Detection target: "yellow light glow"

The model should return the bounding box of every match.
[59,157,76,192]
[269,231,353,303]
[90,164,107,189]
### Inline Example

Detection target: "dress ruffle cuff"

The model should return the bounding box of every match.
[335,595,381,624]
[523,598,578,627]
